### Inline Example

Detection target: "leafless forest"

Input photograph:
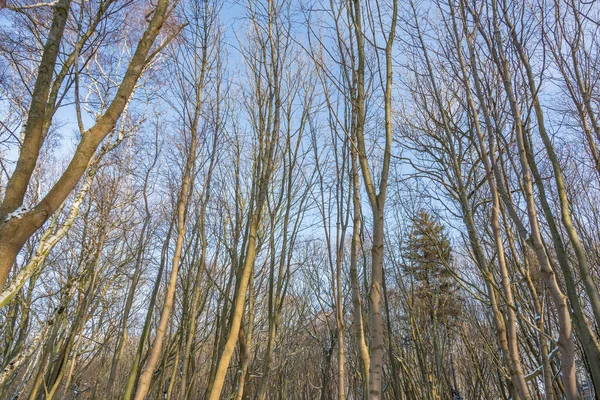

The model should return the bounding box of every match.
[1,0,600,398]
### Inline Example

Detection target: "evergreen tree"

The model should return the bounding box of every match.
[404,210,460,323]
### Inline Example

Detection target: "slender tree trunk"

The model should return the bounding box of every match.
[205,214,261,400]
[110,218,149,397]
[368,213,385,399]
[122,222,174,400]
[383,268,402,399]
[235,274,255,400]
[350,149,370,397]
[351,0,396,396]
[336,251,346,400]
[133,124,198,400]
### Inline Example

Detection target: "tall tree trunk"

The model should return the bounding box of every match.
[351,0,396,396]
[350,149,370,397]
[133,119,199,400]
[205,212,261,400]
[122,222,174,400]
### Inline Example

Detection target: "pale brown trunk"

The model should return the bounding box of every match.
[133,127,198,399]
[350,149,370,396]
[368,215,385,398]
[122,222,173,400]
[235,273,255,400]
[336,255,346,400]
[351,0,396,397]
[205,215,260,400]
